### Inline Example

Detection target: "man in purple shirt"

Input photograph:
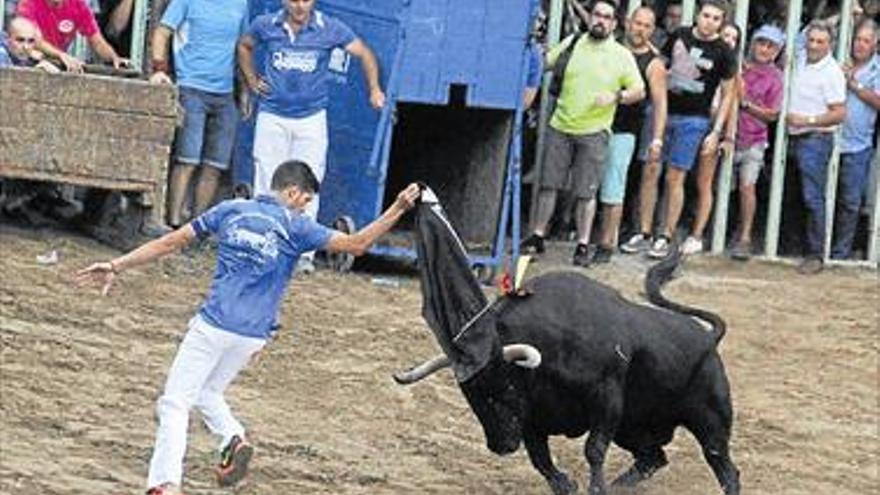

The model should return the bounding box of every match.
[237,0,385,274]
[729,25,785,260]
[77,162,420,495]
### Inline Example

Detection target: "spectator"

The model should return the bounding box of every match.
[833,18,880,259]
[237,0,386,274]
[595,6,667,263]
[1,15,60,71]
[16,0,129,72]
[96,0,133,57]
[652,0,682,50]
[150,0,249,229]
[630,0,736,259]
[729,25,785,261]
[521,0,644,266]
[786,20,847,274]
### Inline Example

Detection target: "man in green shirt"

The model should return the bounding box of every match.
[522,0,644,266]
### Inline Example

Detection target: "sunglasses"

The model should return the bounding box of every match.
[14,36,36,44]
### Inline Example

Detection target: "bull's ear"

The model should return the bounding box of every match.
[502,344,542,368]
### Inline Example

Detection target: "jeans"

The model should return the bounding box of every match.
[792,133,834,257]
[832,147,874,259]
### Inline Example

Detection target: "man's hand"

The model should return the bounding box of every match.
[75,261,117,296]
[112,56,131,69]
[149,71,173,84]
[594,91,617,107]
[247,75,271,96]
[786,113,809,127]
[394,183,421,211]
[59,53,84,73]
[35,60,61,74]
[702,131,720,155]
[648,139,663,164]
[369,88,386,110]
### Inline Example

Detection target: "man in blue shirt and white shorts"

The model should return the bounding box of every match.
[150,0,249,228]
[77,162,420,495]
[237,0,385,273]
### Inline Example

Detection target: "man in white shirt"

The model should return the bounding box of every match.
[785,20,847,274]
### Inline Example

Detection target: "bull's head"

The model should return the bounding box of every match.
[394,343,541,454]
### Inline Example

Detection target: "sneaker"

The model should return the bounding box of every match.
[146,484,184,495]
[572,243,595,267]
[730,241,751,261]
[620,233,651,254]
[216,435,255,487]
[593,245,614,264]
[797,257,824,275]
[647,236,671,259]
[680,236,704,256]
[521,233,546,254]
[295,257,316,276]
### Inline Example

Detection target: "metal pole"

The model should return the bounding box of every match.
[627,0,641,18]
[682,0,697,26]
[131,0,149,71]
[1,0,6,31]
[710,0,750,254]
[764,0,804,258]
[868,148,880,263]
[529,0,564,228]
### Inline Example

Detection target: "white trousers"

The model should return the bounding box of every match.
[147,315,265,488]
[253,109,328,222]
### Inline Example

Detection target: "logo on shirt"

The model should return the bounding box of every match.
[667,39,706,94]
[228,227,279,262]
[58,19,75,34]
[272,50,319,72]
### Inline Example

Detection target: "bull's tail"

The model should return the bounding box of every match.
[645,249,728,344]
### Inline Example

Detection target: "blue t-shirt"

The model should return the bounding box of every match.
[841,54,880,154]
[161,0,249,94]
[191,196,334,339]
[247,9,356,119]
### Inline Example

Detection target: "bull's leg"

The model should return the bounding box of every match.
[611,445,669,487]
[583,384,624,495]
[524,432,578,495]
[688,407,740,494]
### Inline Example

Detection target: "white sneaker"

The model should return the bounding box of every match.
[681,236,704,256]
[647,236,671,259]
[295,257,316,275]
[620,233,651,254]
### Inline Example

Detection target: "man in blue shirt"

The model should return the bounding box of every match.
[0,16,59,70]
[150,0,249,229]
[237,0,385,273]
[834,18,880,259]
[77,162,420,495]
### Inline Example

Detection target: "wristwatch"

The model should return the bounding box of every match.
[807,115,817,125]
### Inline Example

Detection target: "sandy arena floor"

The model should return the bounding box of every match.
[1,227,877,494]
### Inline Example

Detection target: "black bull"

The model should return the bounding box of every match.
[395,252,740,495]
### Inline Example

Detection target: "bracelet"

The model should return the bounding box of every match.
[650,138,663,147]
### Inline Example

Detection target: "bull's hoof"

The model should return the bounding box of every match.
[549,473,578,495]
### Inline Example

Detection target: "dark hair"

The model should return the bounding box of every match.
[699,0,729,17]
[722,22,742,52]
[271,160,320,194]
[590,0,618,14]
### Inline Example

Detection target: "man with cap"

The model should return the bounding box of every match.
[729,24,785,260]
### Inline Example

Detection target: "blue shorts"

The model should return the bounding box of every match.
[600,133,637,205]
[174,86,238,170]
[664,114,711,171]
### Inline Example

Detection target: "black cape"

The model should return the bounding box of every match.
[413,188,499,382]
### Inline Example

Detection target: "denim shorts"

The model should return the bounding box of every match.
[600,133,637,205]
[664,114,711,171]
[174,85,238,170]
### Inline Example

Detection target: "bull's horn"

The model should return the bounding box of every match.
[393,355,451,385]
[502,344,542,368]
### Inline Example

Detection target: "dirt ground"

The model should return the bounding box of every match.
[0,226,877,495]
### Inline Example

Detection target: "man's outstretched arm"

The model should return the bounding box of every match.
[75,225,197,295]
[325,183,420,255]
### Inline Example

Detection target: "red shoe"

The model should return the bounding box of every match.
[145,484,184,495]
[216,435,254,487]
